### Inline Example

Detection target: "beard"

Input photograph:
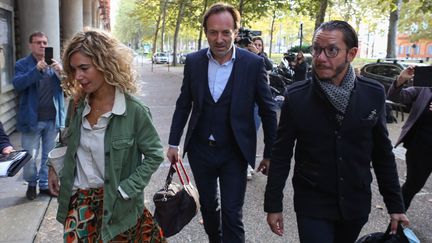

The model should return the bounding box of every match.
[313,57,349,83]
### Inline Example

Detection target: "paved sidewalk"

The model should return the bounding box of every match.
[0,132,53,243]
[1,59,431,243]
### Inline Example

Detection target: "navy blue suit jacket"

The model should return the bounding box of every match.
[168,47,277,166]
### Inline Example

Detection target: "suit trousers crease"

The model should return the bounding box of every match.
[187,139,248,243]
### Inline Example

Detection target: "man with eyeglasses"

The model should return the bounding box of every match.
[264,20,409,242]
[12,31,65,200]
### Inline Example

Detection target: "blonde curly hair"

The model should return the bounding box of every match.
[61,29,137,98]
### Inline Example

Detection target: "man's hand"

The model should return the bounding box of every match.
[51,59,63,76]
[1,146,14,155]
[396,66,414,87]
[36,59,48,71]
[267,212,284,236]
[167,147,180,164]
[389,213,409,234]
[257,158,270,175]
[48,167,60,196]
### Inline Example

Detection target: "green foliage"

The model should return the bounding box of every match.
[112,0,431,55]
[399,0,432,41]
[289,45,312,53]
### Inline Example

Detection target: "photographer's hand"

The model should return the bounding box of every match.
[396,66,414,87]
[36,59,48,71]
[247,43,260,55]
[51,59,64,79]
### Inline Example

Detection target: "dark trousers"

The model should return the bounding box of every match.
[402,145,432,210]
[187,139,248,243]
[296,215,368,243]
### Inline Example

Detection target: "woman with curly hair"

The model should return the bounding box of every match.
[48,29,166,242]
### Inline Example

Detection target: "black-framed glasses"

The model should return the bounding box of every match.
[310,46,347,58]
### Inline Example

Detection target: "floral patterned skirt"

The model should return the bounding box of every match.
[63,188,166,243]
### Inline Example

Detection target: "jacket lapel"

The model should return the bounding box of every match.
[230,48,243,109]
[196,50,209,110]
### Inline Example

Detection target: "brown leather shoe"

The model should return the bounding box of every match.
[26,186,36,200]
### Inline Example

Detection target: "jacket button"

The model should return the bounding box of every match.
[340,177,344,181]
[338,157,342,161]
[337,135,341,139]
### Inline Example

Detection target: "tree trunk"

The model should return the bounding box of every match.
[238,0,244,19]
[269,10,276,58]
[172,0,187,66]
[198,0,208,50]
[314,0,328,31]
[160,0,169,52]
[386,0,401,59]
[152,10,161,54]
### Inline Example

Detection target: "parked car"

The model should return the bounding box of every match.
[360,59,428,113]
[152,52,170,64]
[360,59,428,91]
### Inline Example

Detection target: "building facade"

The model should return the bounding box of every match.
[0,0,110,134]
[397,34,432,61]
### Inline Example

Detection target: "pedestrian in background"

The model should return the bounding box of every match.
[167,2,277,242]
[0,122,14,155]
[12,31,65,200]
[387,66,432,211]
[247,36,274,180]
[48,29,165,242]
[248,36,273,71]
[264,20,409,242]
[292,51,307,82]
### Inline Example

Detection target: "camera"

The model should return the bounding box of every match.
[235,27,262,48]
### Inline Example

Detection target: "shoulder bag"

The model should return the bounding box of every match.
[153,159,200,237]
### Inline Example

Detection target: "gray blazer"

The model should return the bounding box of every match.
[387,80,432,147]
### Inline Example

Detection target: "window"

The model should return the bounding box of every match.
[0,7,14,93]
[414,45,420,55]
[427,45,432,55]
[398,46,404,55]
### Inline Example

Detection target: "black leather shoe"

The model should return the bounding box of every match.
[39,188,57,197]
[26,186,37,200]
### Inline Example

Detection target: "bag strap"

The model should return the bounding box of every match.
[163,165,176,190]
[164,159,191,188]
[173,159,191,185]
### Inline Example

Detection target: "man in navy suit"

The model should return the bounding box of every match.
[264,20,409,243]
[167,3,277,242]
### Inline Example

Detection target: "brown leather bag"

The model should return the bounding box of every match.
[153,159,200,237]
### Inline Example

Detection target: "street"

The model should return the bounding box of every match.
[5,57,431,243]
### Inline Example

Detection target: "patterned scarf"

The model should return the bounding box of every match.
[316,65,356,124]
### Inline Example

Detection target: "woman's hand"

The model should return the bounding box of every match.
[48,166,60,196]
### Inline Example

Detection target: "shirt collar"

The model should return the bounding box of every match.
[84,87,126,116]
[206,46,236,65]
[112,88,126,115]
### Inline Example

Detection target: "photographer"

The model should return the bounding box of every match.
[387,66,432,211]
[247,37,273,71]
[12,31,65,200]
[292,51,307,82]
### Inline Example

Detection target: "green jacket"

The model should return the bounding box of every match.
[56,94,164,242]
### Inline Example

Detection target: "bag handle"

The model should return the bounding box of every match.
[173,158,191,185]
